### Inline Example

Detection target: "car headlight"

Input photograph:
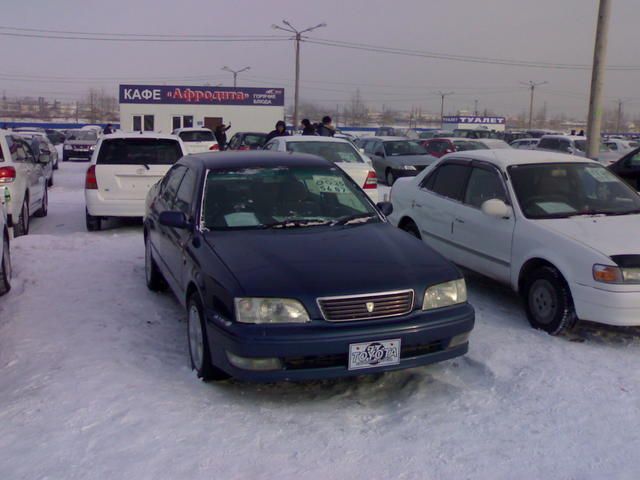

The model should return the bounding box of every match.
[89,145,96,151]
[402,165,417,170]
[423,279,467,310]
[593,264,640,284]
[63,144,72,150]
[234,298,310,324]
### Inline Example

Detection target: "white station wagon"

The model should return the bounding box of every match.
[389,149,640,335]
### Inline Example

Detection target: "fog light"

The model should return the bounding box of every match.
[226,352,282,371]
[449,332,470,348]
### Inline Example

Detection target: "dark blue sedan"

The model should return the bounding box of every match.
[144,152,474,382]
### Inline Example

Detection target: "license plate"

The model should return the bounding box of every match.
[348,339,401,370]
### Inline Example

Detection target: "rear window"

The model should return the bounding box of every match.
[178,130,214,142]
[97,139,183,166]
[242,134,267,147]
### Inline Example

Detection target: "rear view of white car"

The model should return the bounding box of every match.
[172,128,219,154]
[85,133,186,231]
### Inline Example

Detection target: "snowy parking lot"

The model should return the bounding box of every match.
[3,162,640,479]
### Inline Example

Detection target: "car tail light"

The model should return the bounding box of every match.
[238,145,250,151]
[85,165,98,190]
[363,170,377,189]
[209,144,220,151]
[0,166,16,183]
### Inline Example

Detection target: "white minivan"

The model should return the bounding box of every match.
[85,133,186,231]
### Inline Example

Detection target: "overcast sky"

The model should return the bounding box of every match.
[2,0,639,119]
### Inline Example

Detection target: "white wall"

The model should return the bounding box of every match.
[119,104,285,136]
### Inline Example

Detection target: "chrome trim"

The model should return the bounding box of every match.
[316,289,415,322]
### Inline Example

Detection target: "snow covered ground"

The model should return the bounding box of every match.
[2,162,640,479]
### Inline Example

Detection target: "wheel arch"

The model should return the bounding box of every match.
[517,257,567,295]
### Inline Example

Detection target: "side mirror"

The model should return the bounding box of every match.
[376,201,393,216]
[359,148,365,154]
[481,199,510,219]
[159,211,192,230]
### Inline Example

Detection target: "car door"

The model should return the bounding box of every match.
[13,138,44,212]
[368,141,387,179]
[610,149,640,190]
[410,160,472,262]
[449,163,515,283]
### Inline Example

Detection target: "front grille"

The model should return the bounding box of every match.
[317,290,414,322]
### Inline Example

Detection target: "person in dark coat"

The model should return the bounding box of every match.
[103,124,115,135]
[214,123,232,150]
[265,120,289,143]
[301,119,316,135]
[316,116,335,137]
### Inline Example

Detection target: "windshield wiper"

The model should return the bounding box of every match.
[264,218,332,229]
[603,209,640,216]
[331,213,378,226]
[141,163,150,170]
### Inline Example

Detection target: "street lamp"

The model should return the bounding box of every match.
[221,66,251,88]
[272,20,327,128]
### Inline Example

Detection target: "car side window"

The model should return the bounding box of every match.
[363,141,375,155]
[264,141,277,151]
[538,138,558,150]
[464,167,507,208]
[173,168,198,215]
[424,163,472,201]
[161,165,187,206]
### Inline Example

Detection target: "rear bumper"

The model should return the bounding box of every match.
[572,283,640,326]
[85,191,145,217]
[205,303,475,382]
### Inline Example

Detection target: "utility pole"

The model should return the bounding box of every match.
[616,99,624,134]
[474,99,479,116]
[520,81,548,129]
[586,0,612,158]
[221,66,250,88]
[272,20,327,128]
[437,91,454,125]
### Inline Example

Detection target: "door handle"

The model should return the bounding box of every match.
[455,218,465,224]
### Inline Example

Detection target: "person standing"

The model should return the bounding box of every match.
[265,120,289,143]
[103,123,115,135]
[301,119,316,135]
[214,123,232,150]
[316,116,335,137]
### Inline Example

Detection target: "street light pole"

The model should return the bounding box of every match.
[520,81,548,129]
[437,91,454,126]
[586,0,612,158]
[221,66,251,88]
[272,20,327,128]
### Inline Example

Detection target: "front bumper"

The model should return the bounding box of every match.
[572,283,640,326]
[205,303,475,382]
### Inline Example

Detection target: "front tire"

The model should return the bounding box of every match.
[34,187,48,217]
[524,266,577,335]
[0,230,11,296]
[400,219,421,239]
[187,294,229,381]
[13,197,29,237]
[144,234,166,291]
[85,209,101,231]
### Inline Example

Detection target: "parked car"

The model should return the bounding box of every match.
[608,147,640,190]
[0,130,49,237]
[510,138,540,150]
[389,149,640,335]
[143,151,474,381]
[604,138,638,153]
[172,128,219,154]
[227,131,268,151]
[84,132,186,231]
[419,138,456,158]
[374,127,403,137]
[537,134,618,164]
[264,135,378,201]
[361,137,438,186]
[63,130,99,162]
[443,138,491,152]
[0,187,10,295]
[15,132,58,184]
[45,129,66,145]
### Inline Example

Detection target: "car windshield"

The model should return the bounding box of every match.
[96,138,183,165]
[383,141,426,156]
[201,166,378,230]
[286,141,364,163]
[454,140,489,151]
[509,162,640,219]
[68,131,97,141]
[178,130,214,142]
[242,134,267,147]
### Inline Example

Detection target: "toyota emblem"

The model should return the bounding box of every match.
[366,302,375,313]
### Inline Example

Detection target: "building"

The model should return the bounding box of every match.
[118,84,285,135]
[442,115,506,132]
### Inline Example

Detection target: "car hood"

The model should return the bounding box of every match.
[537,215,640,257]
[204,223,459,299]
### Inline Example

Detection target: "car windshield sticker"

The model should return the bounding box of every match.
[537,202,576,214]
[224,212,260,227]
[307,176,348,194]
[586,167,618,183]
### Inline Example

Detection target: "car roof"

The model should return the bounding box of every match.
[173,128,213,133]
[279,135,352,144]
[445,149,600,168]
[540,134,587,140]
[364,136,412,141]
[101,132,180,141]
[182,151,332,170]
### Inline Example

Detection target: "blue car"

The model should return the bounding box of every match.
[144,152,474,382]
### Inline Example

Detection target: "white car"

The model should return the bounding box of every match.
[172,128,219,154]
[264,135,379,201]
[15,132,58,183]
[510,138,540,150]
[0,186,11,295]
[85,133,186,231]
[389,149,640,335]
[605,138,638,153]
[0,129,49,237]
